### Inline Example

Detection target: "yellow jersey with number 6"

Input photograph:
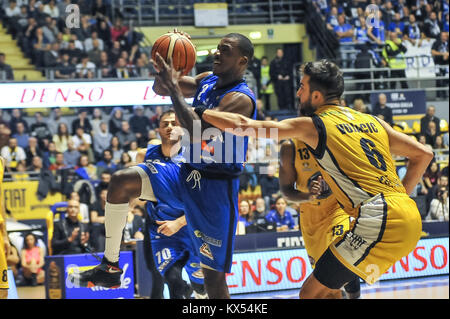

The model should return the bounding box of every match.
[309,104,406,215]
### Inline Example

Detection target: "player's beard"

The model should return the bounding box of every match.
[299,95,315,116]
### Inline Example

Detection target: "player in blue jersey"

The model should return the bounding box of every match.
[136,117,207,299]
[152,31,257,298]
[71,110,206,298]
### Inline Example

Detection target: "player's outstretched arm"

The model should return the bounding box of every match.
[279,140,317,203]
[378,118,434,195]
[202,109,319,146]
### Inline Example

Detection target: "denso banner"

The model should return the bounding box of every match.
[0,80,193,108]
[227,237,449,294]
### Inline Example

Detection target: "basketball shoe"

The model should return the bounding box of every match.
[69,257,123,288]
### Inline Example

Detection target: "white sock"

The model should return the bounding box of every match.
[104,202,129,263]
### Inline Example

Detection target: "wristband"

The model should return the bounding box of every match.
[194,106,207,119]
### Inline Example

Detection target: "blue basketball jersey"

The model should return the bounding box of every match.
[138,144,185,222]
[187,74,257,176]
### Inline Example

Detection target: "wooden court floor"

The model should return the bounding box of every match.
[13,275,449,299]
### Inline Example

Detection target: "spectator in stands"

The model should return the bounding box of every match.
[108,106,124,135]
[97,50,112,78]
[424,10,441,39]
[421,105,441,136]
[68,191,90,224]
[53,122,72,153]
[253,197,268,219]
[129,105,151,148]
[93,121,112,159]
[270,48,293,110]
[259,164,280,207]
[72,126,93,162]
[431,31,449,99]
[403,13,422,45]
[72,108,93,135]
[43,0,59,18]
[334,13,355,67]
[73,15,92,43]
[372,93,394,126]
[95,170,111,197]
[109,135,123,164]
[63,139,80,167]
[354,16,370,43]
[1,137,26,172]
[12,122,29,149]
[41,16,58,44]
[265,196,297,232]
[85,31,104,52]
[238,199,254,228]
[61,40,83,65]
[75,53,96,79]
[30,111,52,146]
[54,52,76,79]
[110,57,134,78]
[428,177,449,221]
[8,108,28,135]
[150,105,163,129]
[352,98,370,113]
[4,0,20,39]
[51,199,90,255]
[24,137,42,167]
[388,12,406,35]
[117,151,134,170]
[367,9,386,45]
[434,135,446,150]
[259,57,273,111]
[0,123,10,151]
[124,206,145,240]
[147,129,161,145]
[96,149,118,175]
[42,141,57,169]
[87,39,102,67]
[326,6,339,31]
[0,52,14,80]
[116,120,136,151]
[425,121,439,146]
[382,31,409,89]
[20,233,45,286]
[49,152,66,171]
[75,154,97,181]
[32,27,51,67]
[423,161,441,192]
[43,42,60,68]
[89,188,108,251]
[128,140,139,163]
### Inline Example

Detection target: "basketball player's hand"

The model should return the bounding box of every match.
[155,219,184,236]
[309,176,323,200]
[152,52,183,89]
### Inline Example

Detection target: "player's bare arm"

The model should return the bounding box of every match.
[202,109,319,148]
[279,140,319,202]
[377,118,434,195]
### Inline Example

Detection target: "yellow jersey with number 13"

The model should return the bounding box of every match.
[308,104,406,216]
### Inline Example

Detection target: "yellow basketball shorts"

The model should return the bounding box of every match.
[0,231,8,290]
[300,198,350,268]
[330,193,422,285]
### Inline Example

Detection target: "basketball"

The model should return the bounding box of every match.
[151,32,197,75]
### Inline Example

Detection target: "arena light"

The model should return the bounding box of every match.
[249,31,262,40]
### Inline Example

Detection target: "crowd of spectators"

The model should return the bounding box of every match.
[311,0,449,99]
[0,0,154,79]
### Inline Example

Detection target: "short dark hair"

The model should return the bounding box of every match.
[302,59,344,100]
[224,33,254,61]
[159,109,176,122]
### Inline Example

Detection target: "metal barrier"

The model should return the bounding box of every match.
[111,0,305,26]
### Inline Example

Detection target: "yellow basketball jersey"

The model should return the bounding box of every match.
[292,139,321,194]
[0,157,4,225]
[310,105,406,215]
